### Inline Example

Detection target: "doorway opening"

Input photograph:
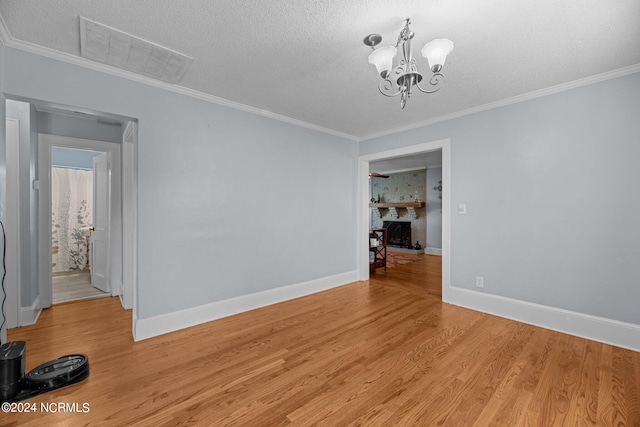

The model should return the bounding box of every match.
[50,147,110,304]
[39,133,121,311]
[358,139,451,302]
[4,97,137,337]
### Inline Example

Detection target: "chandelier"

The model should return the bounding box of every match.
[364,19,453,108]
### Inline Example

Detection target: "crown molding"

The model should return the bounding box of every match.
[0,12,10,44]
[2,13,638,144]
[0,17,359,142]
[361,64,640,141]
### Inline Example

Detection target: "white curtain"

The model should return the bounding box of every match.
[51,167,94,272]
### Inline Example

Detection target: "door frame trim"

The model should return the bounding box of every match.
[38,134,121,307]
[357,139,451,301]
[121,121,136,311]
[4,118,21,327]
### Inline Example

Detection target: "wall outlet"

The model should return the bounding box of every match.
[458,204,467,215]
[475,276,484,288]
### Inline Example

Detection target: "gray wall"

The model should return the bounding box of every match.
[361,72,640,325]
[38,111,122,143]
[1,46,358,320]
[51,147,102,169]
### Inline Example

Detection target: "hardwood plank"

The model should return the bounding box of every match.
[4,256,640,426]
[477,330,555,426]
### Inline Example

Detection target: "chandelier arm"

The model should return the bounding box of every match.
[415,73,446,94]
[378,79,402,97]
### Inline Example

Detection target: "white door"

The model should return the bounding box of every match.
[91,152,110,292]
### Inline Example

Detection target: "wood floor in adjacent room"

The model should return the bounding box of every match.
[5,255,640,426]
[52,271,110,304]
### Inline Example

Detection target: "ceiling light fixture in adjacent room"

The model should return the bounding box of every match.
[364,19,453,109]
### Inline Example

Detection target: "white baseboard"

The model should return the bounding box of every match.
[447,286,640,352]
[111,278,123,297]
[20,296,42,326]
[133,270,359,341]
[424,247,442,255]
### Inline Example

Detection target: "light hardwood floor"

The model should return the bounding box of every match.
[5,255,640,426]
[52,271,110,304]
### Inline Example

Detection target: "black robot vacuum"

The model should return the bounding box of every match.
[0,341,90,402]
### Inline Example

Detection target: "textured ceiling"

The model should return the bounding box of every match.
[1,0,639,140]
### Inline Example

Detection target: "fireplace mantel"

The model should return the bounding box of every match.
[369,201,424,219]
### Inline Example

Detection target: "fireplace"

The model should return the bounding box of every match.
[383,221,411,248]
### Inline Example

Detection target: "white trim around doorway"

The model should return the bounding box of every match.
[4,118,21,328]
[37,134,129,311]
[358,139,451,302]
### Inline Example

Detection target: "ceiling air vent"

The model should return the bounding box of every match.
[79,16,192,84]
